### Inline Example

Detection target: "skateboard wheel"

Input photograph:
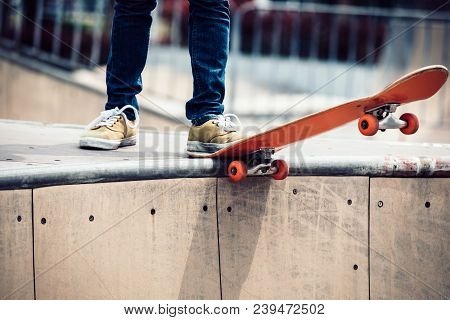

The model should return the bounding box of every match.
[399,113,419,135]
[358,114,379,136]
[272,159,289,180]
[228,160,247,182]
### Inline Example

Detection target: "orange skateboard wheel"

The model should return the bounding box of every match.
[399,113,419,135]
[228,160,247,182]
[358,114,379,136]
[272,159,289,180]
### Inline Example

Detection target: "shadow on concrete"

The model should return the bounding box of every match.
[177,177,271,299]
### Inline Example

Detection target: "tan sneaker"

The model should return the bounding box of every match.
[187,114,241,155]
[79,105,139,150]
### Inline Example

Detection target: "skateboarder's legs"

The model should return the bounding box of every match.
[105,0,228,124]
[185,0,229,125]
[80,0,241,151]
[104,0,157,121]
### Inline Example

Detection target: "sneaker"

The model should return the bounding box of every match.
[187,114,241,155]
[79,105,139,150]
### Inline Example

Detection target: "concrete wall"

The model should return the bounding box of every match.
[0,177,449,299]
[370,178,449,299]
[0,190,34,300]
[0,58,180,130]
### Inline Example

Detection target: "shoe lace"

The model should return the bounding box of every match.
[212,114,241,132]
[86,105,140,130]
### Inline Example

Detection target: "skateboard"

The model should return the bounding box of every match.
[191,65,448,182]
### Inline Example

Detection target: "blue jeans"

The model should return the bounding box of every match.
[105,0,229,125]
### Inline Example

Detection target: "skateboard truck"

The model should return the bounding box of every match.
[227,149,289,182]
[358,103,419,136]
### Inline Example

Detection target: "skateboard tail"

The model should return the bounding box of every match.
[381,65,448,104]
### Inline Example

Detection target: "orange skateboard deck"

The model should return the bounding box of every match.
[191,65,449,182]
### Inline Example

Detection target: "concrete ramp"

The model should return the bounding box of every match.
[0,120,449,299]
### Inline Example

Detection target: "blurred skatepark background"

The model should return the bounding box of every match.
[1,1,450,302]
[0,0,449,142]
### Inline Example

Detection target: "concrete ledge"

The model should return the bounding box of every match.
[2,155,450,191]
[1,121,449,299]
[1,120,450,190]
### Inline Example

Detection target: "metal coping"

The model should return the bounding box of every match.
[1,154,449,190]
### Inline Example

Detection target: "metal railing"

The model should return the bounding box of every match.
[0,0,112,69]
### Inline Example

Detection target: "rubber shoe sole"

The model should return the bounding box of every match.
[79,136,136,150]
[186,140,236,156]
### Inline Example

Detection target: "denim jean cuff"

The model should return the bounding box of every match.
[105,105,138,121]
[191,114,220,126]
[123,109,137,121]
